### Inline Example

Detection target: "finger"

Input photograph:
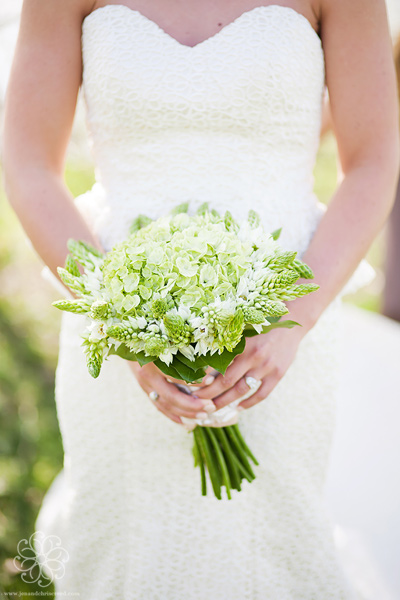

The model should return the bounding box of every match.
[165,366,216,388]
[238,375,279,410]
[195,356,252,400]
[212,374,261,410]
[150,397,183,425]
[157,378,210,416]
[130,363,213,417]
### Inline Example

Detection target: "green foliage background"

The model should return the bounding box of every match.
[0,134,384,597]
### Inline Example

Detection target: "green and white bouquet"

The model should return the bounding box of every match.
[53,203,318,499]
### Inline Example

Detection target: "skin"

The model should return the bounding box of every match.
[3,1,399,425]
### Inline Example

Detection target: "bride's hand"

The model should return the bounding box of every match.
[127,361,215,425]
[194,327,306,411]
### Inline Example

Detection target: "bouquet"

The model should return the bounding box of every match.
[53,203,318,499]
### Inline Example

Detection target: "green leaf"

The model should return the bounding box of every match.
[270,227,282,241]
[175,351,208,370]
[169,357,207,383]
[243,320,301,337]
[204,335,246,375]
[153,359,189,382]
[107,344,156,366]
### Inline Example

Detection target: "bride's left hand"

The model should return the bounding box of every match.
[194,327,307,410]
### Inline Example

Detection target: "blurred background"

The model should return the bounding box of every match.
[0,1,399,598]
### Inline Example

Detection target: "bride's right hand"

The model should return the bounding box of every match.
[127,361,215,425]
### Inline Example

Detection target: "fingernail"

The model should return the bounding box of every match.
[196,412,208,419]
[204,375,215,386]
[189,386,200,392]
[203,402,216,413]
[237,406,245,412]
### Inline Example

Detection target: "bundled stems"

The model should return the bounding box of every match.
[192,423,258,499]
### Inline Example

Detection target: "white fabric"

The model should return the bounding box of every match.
[36,5,375,598]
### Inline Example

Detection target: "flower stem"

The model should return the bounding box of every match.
[195,427,222,500]
[204,428,232,500]
[232,424,259,465]
[192,432,207,496]
[230,452,255,483]
[225,426,256,479]
[214,427,241,491]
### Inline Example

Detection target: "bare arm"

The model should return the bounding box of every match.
[1,0,102,279]
[1,0,211,424]
[288,0,400,328]
[197,0,400,407]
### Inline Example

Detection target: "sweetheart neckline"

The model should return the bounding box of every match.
[82,4,322,51]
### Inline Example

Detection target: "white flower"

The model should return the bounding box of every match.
[87,321,108,342]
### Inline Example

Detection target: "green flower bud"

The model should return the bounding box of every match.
[292,259,314,280]
[203,306,234,328]
[57,267,86,296]
[163,313,192,345]
[196,202,209,216]
[129,214,153,235]
[266,251,297,271]
[256,300,289,317]
[275,283,320,301]
[142,334,168,356]
[65,254,81,277]
[224,211,239,233]
[248,209,261,229]
[170,202,189,216]
[106,324,138,342]
[67,239,103,268]
[82,336,107,379]
[90,300,112,320]
[242,307,265,324]
[217,309,244,352]
[262,269,299,292]
[87,355,102,379]
[52,299,89,314]
[152,298,168,319]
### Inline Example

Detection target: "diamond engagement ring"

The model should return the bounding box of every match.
[149,391,159,402]
[245,376,261,390]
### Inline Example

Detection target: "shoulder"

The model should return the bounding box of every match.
[20,0,97,25]
[318,0,389,31]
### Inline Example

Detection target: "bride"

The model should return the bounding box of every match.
[2,0,398,598]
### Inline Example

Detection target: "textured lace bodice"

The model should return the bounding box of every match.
[80,5,326,254]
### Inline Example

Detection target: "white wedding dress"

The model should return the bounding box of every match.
[35,5,374,599]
